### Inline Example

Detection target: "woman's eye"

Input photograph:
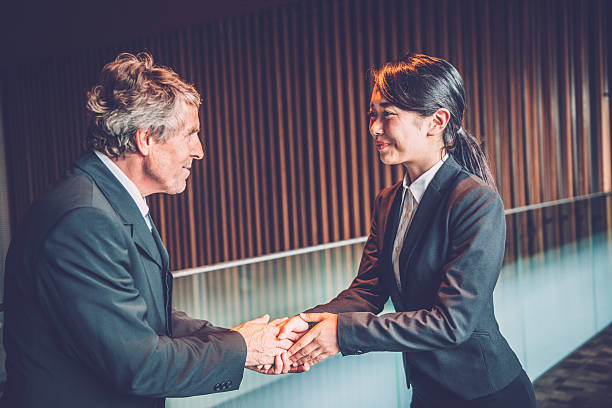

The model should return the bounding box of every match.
[383,110,395,117]
[367,110,376,119]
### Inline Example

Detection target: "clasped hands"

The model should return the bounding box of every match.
[232,312,339,375]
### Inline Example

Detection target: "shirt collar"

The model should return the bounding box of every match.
[402,154,449,204]
[94,150,150,220]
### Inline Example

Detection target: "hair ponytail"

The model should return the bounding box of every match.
[446,127,496,190]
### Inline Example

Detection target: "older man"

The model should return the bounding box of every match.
[1,53,292,408]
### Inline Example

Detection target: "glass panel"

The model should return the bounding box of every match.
[169,193,612,407]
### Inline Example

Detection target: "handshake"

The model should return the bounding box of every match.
[232,312,340,375]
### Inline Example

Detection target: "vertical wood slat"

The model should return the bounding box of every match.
[595,0,611,192]
[232,18,254,258]
[3,0,610,271]
[542,0,558,202]
[245,13,266,256]
[342,0,362,238]
[281,7,300,248]
[321,0,341,242]
[352,0,370,235]
[332,0,350,240]
[223,19,243,260]
[576,0,591,197]
[269,8,290,250]
[219,19,238,261]
[312,1,330,244]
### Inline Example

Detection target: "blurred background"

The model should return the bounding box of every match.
[0,0,610,406]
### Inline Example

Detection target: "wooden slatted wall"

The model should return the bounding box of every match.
[2,0,610,270]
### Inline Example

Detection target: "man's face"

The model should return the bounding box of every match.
[144,103,203,195]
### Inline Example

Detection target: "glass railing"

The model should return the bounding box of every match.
[168,192,612,407]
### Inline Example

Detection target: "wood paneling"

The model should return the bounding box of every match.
[3,0,610,270]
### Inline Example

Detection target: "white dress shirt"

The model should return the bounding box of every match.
[94,150,152,231]
[392,155,448,290]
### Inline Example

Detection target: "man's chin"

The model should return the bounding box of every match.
[166,181,187,195]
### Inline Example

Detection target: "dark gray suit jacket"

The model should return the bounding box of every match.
[308,156,522,399]
[2,152,246,408]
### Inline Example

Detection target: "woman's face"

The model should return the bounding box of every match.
[368,87,431,167]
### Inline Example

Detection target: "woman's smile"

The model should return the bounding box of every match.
[376,141,390,150]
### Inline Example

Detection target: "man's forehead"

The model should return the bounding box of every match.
[184,104,200,130]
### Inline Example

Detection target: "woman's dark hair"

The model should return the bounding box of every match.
[371,53,496,189]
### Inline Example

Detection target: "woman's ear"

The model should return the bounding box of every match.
[428,108,451,137]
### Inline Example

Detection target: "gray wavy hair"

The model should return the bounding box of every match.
[86,52,201,159]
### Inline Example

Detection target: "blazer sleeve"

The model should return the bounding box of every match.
[337,185,506,355]
[35,207,247,398]
[171,309,213,338]
[306,191,390,315]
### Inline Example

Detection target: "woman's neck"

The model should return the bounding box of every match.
[403,147,447,183]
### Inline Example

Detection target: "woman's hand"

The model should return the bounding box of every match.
[288,313,339,367]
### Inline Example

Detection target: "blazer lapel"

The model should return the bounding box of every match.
[150,220,172,335]
[131,219,164,269]
[74,152,163,268]
[380,182,406,302]
[382,184,404,255]
[151,223,169,270]
[74,152,168,329]
[398,157,463,286]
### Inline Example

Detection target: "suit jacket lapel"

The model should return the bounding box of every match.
[380,182,405,302]
[74,152,163,268]
[399,157,463,286]
[75,152,169,330]
[381,183,404,265]
[150,221,169,270]
[150,221,172,335]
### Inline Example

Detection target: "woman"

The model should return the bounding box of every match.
[276,53,536,407]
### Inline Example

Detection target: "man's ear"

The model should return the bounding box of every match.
[135,128,153,156]
[427,108,451,137]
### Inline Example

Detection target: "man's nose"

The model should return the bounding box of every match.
[192,137,204,160]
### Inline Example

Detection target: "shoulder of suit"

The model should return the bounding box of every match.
[41,169,113,212]
[19,168,119,237]
[10,167,124,265]
[447,170,502,210]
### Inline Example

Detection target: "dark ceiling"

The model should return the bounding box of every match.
[0,0,296,69]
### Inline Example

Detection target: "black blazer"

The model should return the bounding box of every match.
[308,156,522,399]
[2,152,246,408]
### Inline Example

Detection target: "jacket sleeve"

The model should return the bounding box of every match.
[171,309,213,338]
[35,207,246,398]
[306,191,390,315]
[337,185,506,355]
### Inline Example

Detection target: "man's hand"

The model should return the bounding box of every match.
[287,313,339,367]
[247,315,311,375]
[232,315,294,366]
[246,352,310,375]
[278,314,310,341]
